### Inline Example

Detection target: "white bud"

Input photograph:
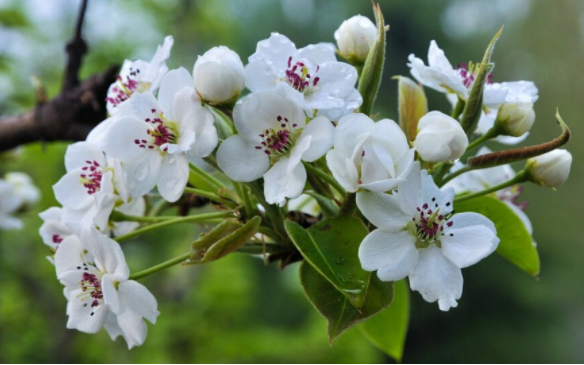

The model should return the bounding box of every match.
[527,149,572,188]
[414,111,468,163]
[193,46,245,104]
[334,15,377,62]
[498,103,535,137]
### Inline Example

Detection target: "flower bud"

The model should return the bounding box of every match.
[334,15,377,63]
[527,149,572,188]
[193,46,245,104]
[498,103,535,137]
[414,111,468,163]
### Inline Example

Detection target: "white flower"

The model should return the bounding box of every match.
[0,178,23,230]
[112,197,146,237]
[5,172,40,207]
[527,149,572,188]
[106,36,174,115]
[101,68,217,202]
[245,33,362,120]
[39,207,75,251]
[414,111,468,163]
[55,228,159,349]
[497,102,536,137]
[53,141,128,232]
[217,90,334,206]
[445,147,533,236]
[193,46,245,104]
[334,15,377,62]
[356,163,499,311]
[326,113,415,193]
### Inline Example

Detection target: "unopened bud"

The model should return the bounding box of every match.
[498,103,535,137]
[527,149,572,188]
[334,15,377,63]
[193,46,245,104]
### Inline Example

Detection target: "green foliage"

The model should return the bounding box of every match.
[299,262,394,343]
[189,216,261,264]
[396,76,428,143]
[359,279,410,362]
[286,214,370,309]
[455,195,540,276]
[304,190,340,218]
[358,4,386,116]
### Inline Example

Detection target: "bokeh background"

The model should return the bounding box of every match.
[0,0,582,362]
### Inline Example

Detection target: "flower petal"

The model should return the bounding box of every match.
[264,157,307,206]
[158,67,194,120]
[157,153,189,203]
[217,135,269,182]
[82,227,130,280]
[356,191,411,231]
[65,142,106,172]
[359,229,418,281]
[118,280,159,324]
[101,116,151,162]
[53,169,93,210]
[65,288,109,333]
[299,116,335,162]
[124,153,162,198]
[115,311,148,350]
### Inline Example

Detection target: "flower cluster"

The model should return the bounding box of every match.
[0,172,39,230]
[37,8,573,352]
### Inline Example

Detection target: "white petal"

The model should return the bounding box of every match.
[356,191,411,231]
[54,235,85,277]
[264,157,307,206]
[298,42,337,64]
[158,67,195,120]
[104,312,124,341]
[82,227,130,279]
[251,33,297,73]
[65,289,109,333]
[118,280,159,324]
[396,162,423,215]
[101,116,151,162]
[441,212,499,264]
[326,150,358,193]
[124,154,163,198]
[65,142,106,172]
[115,311,148,350]
[157,154,189,202]
[409,245,463,311]
[359,229,418,281]
[216,135,269,182]
[299,116,334,162]
[53,169,94,210]
[102,273,123,315]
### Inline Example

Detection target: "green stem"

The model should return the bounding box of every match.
[129,252,191,280]
[189,162,226,191]
[111,210,174,223]
[439,165,473,186]
[454,170,529,203]
[303,162,346,196]
[236,242,291,255]
[115,212,234,242]
[183,187,237,208]
[432,162,453,184]
[466,126,500,151]
[235,183,255,219]
[148,198,168,217]
[247,180,287,241]
[451,97,465,119]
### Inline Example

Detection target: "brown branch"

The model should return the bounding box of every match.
[0,0,120,152]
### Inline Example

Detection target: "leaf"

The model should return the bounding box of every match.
[286,215,370,309]
[460,26,504,137]
[300,261,394,343]
[358,3,387,116]
[395,76,428,142]
[304,190,340,218]
[455,195,539,276]
[359,279,410,362]
[187,216,261,264]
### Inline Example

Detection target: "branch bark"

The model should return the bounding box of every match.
[0,0,119,152]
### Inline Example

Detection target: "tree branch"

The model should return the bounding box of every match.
[63,0,89,91]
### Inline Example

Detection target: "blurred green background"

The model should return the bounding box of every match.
[0,0,582,362]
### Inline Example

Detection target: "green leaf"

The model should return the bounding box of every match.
[187,216,261,264]
[455,195,539,276]
[304,190,339,218]
[285,215,369,309]
[300,261,394,343]
[460,26,504,137]
[359,279,410,362]
[395,76,428,143]
[358,3,387,116]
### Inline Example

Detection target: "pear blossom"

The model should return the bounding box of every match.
[53,141,128,232]
[334,15,377,62]
[101,67,217,202]
[527,149,572,188]
[326,113,415,193]
[245,33,362,120]
[413,111,468,163]
[217,90,334,206]
[357,163,499,310]
[55,228,159,349]
[497,102,536,137]
[0,178,23,229]
[445,147,533,237]
[5,172,40,208]
[193,46,245,104]
[106,36,174,115]
[39,207,75,251]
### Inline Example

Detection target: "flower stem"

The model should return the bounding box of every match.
[111,210,174,223]
[439,165,473,186]
[466,126,500,151]
[189,162,226,191]
[115,211,234,242]
[451,97,465,119]
[183,187,237,208]
[129,252,191,281]
[453,170,528,203]
[303,161,346,196]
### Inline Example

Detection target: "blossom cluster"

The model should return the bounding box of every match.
[0,172,39,230]
[36,10,573,350]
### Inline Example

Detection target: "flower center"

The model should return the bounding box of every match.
[255,115,300,156]
[134,108,179,153]
[285,57,320,93]
[76,268,103,315]
[52,234,64,244]
[455,62,493,89]
[409,197,454,247]
[80,160,103,195]
[106,67,142,108]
